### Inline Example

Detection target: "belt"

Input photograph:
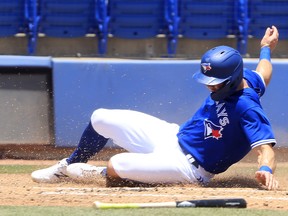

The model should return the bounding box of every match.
[179,144,214,184]
[184,152,215,184]
[178,143,200,168]
[185,153,199,168]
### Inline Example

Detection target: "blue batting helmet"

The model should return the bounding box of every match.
[193,46,243,101]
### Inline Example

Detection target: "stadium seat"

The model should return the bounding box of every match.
[29,0,107,55]
[108,0,179,56]
[0,0,39,55]
[178,0,249,55]
[178,0,236,39]
[249,0,288,39]
[0,0,31,53]
[0,0,27,36]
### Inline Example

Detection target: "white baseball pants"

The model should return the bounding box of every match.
[91,108,214,184]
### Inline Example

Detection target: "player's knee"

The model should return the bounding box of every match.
[91,108,109,128]
[106,157,131,187]
[107,158,120,179]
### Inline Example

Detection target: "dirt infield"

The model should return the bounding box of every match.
[1,159,287,210]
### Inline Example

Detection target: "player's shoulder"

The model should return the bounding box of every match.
[231,90,260,115]
[243,68,266,97]
[243,68,265,86]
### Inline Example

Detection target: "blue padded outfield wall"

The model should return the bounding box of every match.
[52,59,207,147]
[52,59,288,148]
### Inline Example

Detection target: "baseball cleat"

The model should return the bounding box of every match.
[31,158,69,183]
[66,163,107,183]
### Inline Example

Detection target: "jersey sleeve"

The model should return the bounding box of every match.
[240,107,276,149]
[244,69,266,97]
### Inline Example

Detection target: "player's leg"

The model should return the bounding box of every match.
[63,108,181,183]
[107,149,196,184]
[66,121,109,164]
[65,148,215,184]
[32,108,179,183]
[64,149,192,184]
[90,108,180,153]
[62,108,178,163]
[65,108,178,164]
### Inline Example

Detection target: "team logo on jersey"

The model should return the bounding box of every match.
[201,63,212,73]
[204,119,223,140]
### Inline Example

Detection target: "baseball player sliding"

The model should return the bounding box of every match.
[32,26,279,190]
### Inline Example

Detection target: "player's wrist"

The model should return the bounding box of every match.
[259,165,273,174]
[260,46,271,61]
[261,43,270,48]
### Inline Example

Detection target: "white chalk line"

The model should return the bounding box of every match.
[33,187,288,201]
[39,191,288,201]
[33,186,287,194]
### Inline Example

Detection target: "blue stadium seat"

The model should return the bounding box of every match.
[0,0,37,55]
[178,0,249,55]
[38,0,96,37]
[29,0,107,55]
[178,0,236,39]
[249,0,288,39]
[108,0,179,56]
[0,0,27,36]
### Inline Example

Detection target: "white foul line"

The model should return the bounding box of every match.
[34,187,288,201]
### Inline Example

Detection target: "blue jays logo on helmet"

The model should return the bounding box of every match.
[204,119,223,140]
[201,63,212,73]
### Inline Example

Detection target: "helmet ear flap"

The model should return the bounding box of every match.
[211,86,229,101]
[211,66,243,101]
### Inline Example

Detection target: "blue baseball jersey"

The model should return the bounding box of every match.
[177,69,276,174]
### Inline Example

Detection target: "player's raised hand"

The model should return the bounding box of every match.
[260,26,279,51]
[255,170,279,190]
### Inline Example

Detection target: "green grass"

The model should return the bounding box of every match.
[0,206,288,216]
[0,165,44,174]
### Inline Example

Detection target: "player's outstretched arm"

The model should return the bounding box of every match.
[254,144,279,190]
[255,26,279,86]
